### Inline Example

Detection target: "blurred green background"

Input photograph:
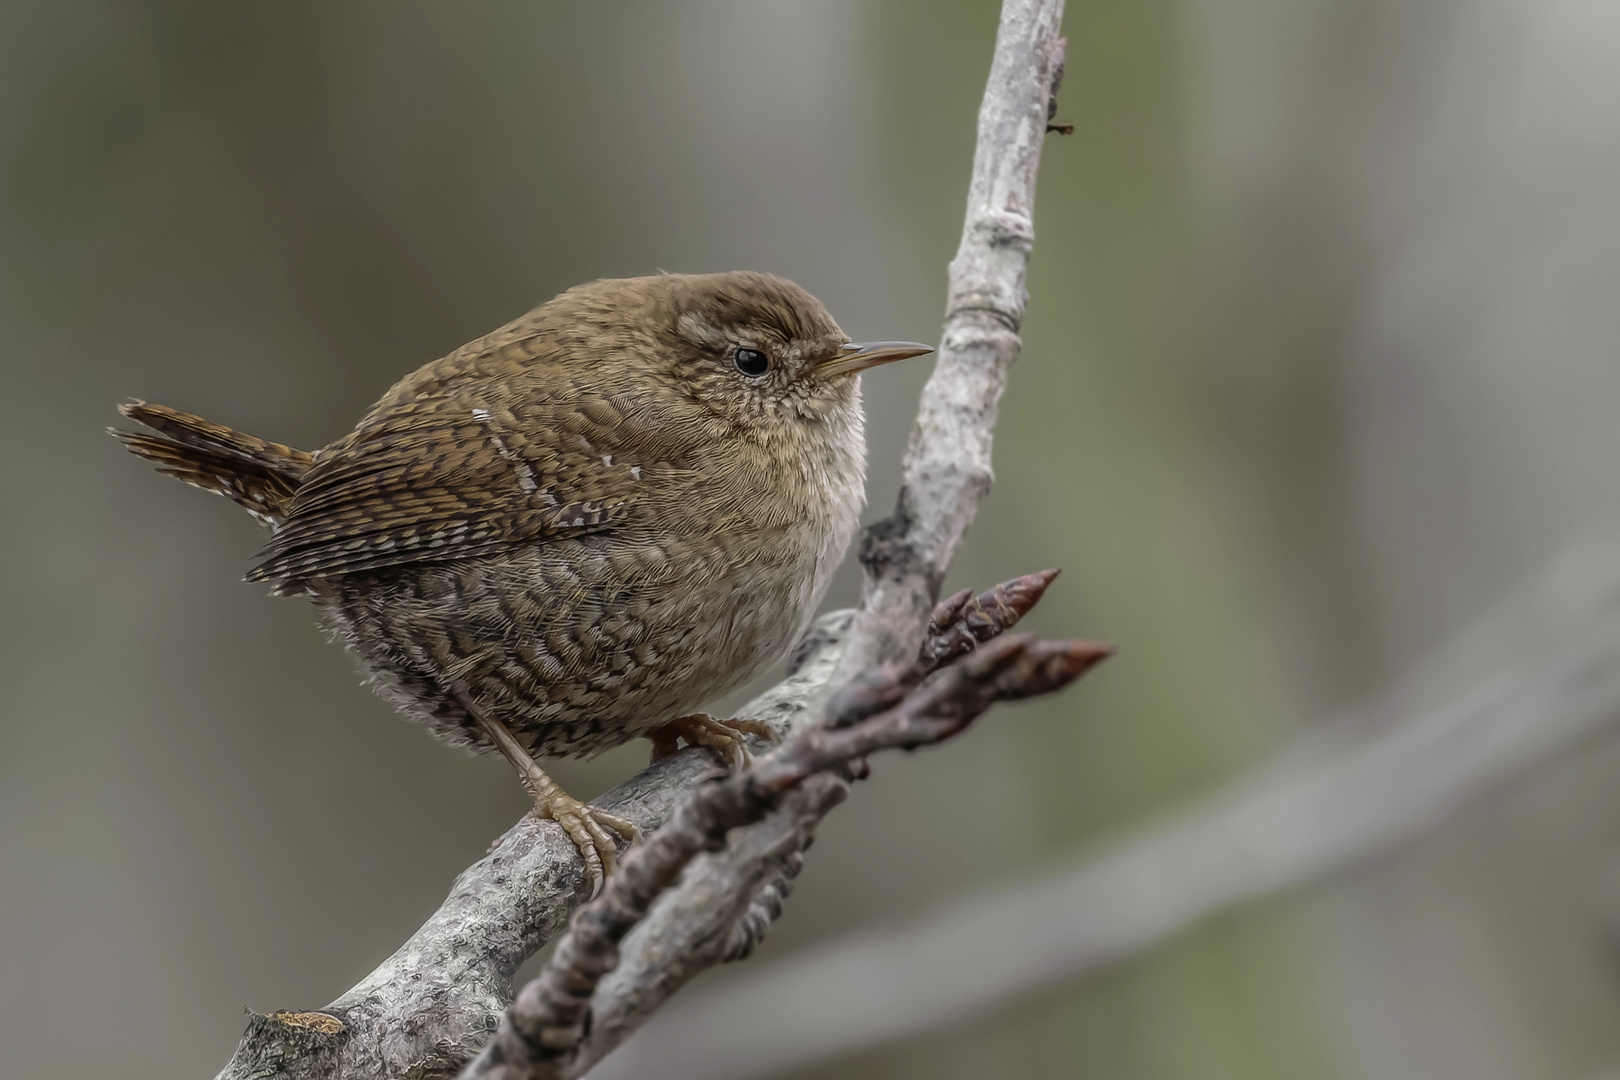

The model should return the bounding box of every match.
[6,2,1620,1078]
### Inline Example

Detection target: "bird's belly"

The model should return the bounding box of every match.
[317,527,830,759]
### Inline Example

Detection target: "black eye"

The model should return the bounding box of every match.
[732,347,770,377]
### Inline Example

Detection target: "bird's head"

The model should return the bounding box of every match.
[549,271,932,441]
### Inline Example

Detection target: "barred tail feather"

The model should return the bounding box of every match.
[110,401,315,523]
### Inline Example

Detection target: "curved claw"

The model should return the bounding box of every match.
[546,798,639,898]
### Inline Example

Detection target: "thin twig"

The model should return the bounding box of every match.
[837,0,1067,677]
[462,631,1111,1079]
[585,541,1620,1080]
[476,570,1076,1079]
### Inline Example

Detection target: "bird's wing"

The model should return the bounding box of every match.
[247,379,668,583]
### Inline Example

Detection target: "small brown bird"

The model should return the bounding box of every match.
[113,271,930,892]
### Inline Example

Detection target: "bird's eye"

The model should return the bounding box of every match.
[732,347,770,377]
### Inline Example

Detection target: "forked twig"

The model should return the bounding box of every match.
[462,577,1111,1078]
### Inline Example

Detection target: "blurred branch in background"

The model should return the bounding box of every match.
[212,2,1069,1077]
[592,536,1620,1080]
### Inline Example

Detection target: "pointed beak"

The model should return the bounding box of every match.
[815,340,934,379]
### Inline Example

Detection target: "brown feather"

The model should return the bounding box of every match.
[245,376,682,584]
[111,402,313,521]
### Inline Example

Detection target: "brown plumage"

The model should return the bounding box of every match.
[112,271,930,891]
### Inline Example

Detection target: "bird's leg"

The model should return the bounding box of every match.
[647,713,777,770]
[449,684,637,898]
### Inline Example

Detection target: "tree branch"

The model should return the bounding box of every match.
[463,629,1110,1079]
[526,6,1069,1073]
[840,0,1066,676]
[213,614,853,1080]
[211,2,1069,1075]
[587,539,1620,1080]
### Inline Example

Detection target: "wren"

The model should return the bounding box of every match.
[113,271,931,892]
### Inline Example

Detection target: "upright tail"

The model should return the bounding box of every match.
[110,402,316,524]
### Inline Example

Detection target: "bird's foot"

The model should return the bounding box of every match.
[449,680,637,898]
[527,783,638,899]
[648,713,777,770]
